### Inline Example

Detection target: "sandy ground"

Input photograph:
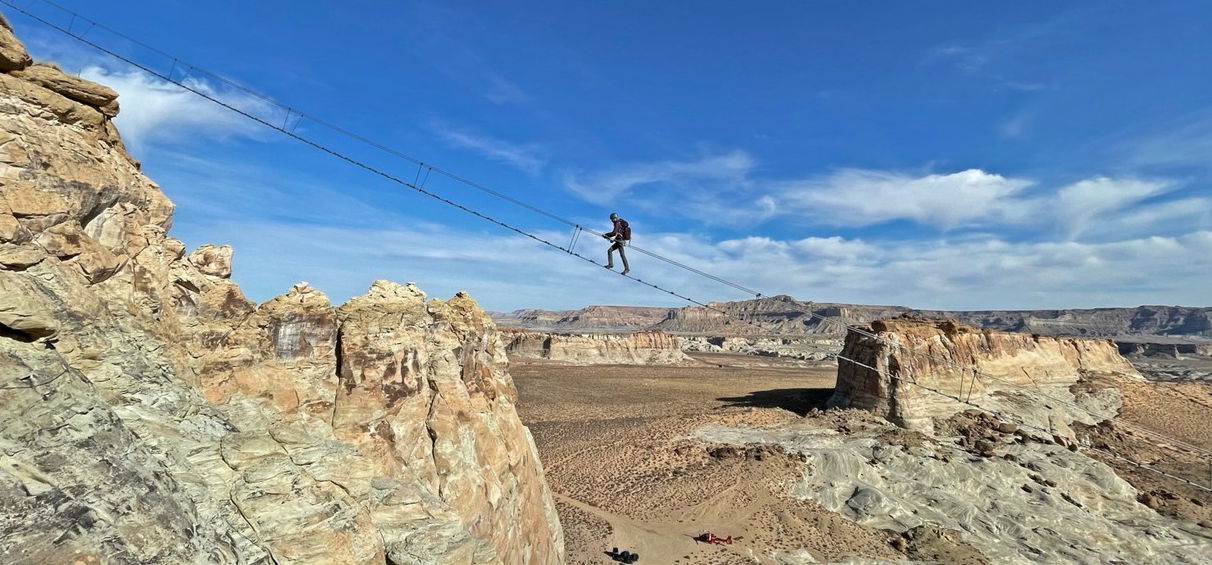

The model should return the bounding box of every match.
[1078,377,1212,527]
[514,354,914,565]
[514,354,1212,563]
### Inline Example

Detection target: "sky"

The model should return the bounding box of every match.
[7,1,1212,311]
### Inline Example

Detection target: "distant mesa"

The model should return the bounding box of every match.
[493,297,1212,341]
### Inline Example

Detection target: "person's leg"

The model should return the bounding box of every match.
[606,242,616,269]
[619,244,630,275]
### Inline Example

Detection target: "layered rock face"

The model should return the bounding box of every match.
[0,15,561,565]
[502,329,689,365]
[829,318,1140,432]
[681,335,841,361]
[1118,341,1212,358]
[494,305,674,333]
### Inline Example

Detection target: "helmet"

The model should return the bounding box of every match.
[609,213,618,220]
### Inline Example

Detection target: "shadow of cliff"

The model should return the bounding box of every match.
[717,387,834,416]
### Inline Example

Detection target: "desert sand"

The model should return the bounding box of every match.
[514,354,983,564]
[514,353,1212,564]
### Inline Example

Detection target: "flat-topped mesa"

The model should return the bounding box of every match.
[503,328,690,365]
[828,317,1141,434]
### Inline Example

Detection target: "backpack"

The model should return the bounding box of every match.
[618,219,631,240]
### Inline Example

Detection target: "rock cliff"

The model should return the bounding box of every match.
[494,305,674,333]
[828,318,1140,432]
[502,329,690,365]
[0,14,561,565]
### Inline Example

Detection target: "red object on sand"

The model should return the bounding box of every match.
[695,532,733,545]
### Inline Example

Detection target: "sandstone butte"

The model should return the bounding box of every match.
[501,329,690,365]
[829,317,1141,433]
[0,12,563,565]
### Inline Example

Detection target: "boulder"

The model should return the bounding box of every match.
[188,244,234,278]
[11,63,119,114]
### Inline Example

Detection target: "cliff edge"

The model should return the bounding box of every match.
[0,13,562,564]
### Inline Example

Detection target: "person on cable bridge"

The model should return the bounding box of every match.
[601,212,631,275]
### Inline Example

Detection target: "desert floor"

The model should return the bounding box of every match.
[513,353,1212,565]
[514,354,919,565]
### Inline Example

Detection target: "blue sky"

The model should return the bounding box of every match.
[8,1,1212,311]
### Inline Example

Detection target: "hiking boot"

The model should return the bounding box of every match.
[621,268,630,275]
[605,263,614,269]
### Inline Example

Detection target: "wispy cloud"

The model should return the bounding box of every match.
[1118,108,1212,170]
[999,110,1032,138]
[431,121,545,174]
[1051,177,1176,239]
[80,66,282,154]
[483,74,530,105]
[929,43,1050,92]
[924,11,1076,94]
[559,150,756,215]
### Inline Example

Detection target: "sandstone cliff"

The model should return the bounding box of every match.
[494,305,674,333]
[0,15,561,565]
[502,329,690,365]
[828,318,1140,432]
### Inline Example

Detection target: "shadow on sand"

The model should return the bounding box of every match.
[716,387,834,416]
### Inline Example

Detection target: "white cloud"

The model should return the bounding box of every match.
[569,158,1031,229]
[652,229,1212,310]
[792,236,879,260]
[432,122,545,173]
[80,66,281,153]
[1052,177,1175,238]
[777,169,1034,229]
[562,151,1206,241]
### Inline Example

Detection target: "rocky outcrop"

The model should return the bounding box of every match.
[0,13,31,71]
[11,63,119,117]
[828,318,1140,432]
[502,329,690,365]
[681,335,841,361]
[188,243,234,278]
[0,16,561,565]
[696,418,1209,564]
